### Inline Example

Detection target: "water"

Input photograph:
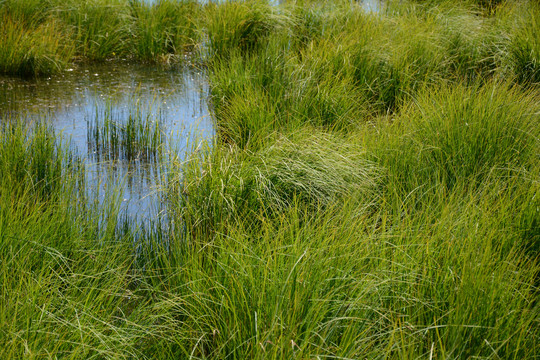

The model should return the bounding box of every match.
[141,0,375,9]
[0,0,379,226]
[361,0,381,12]
[0,62,213,224]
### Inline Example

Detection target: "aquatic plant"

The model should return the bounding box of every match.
[1,1,540,359]
[88,100,164,161]
[0,119,82,199]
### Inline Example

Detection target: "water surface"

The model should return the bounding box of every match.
[0,0,380,225]
[0,62,213,224]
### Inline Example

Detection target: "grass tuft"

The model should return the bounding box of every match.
[88,99,164,161]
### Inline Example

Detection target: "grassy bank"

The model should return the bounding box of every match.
[1,0,539,359]
[0,0,200,76]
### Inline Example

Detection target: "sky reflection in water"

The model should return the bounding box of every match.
[0,62,212,224]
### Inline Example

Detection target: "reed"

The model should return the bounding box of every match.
[0,0,201,74]
[0,0,53,24]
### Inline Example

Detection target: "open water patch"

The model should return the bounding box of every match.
[0,61,213,225]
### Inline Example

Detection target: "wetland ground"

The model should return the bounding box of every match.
[0,0,539,359]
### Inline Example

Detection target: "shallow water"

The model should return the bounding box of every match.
[0,62,213,223]
[362,0,381,12]
[0,0,380,225]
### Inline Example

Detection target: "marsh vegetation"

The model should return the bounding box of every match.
[0,0,539,358]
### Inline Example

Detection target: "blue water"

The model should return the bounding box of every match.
[0,62,212,224]
[0,0,380,225]
[361,0,381,12]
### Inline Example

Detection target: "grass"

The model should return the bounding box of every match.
[506,2,540,86]
[0,120,152,358]
[0,119,82,200]
[374,80,540,192]
[203,0,287,60]
[0,0,200,75]
[129,0,200,63]
[0,11,74,76]
[1,0,539,359]
[55,0,132,61]
[87,99,164,161]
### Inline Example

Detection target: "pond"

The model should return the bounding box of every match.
[0,62,213,224]
[0,0,381,226]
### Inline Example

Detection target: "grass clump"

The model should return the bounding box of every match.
[167,129,379,241]
[254,130,380,211]
[506,2,540,86]
[0,0,201,75]
[129,0,200,63]
[55,0,131,62]
[88,100,164,161]
[0,120,81,199]
[0,11,74,76]
[204,0,288,60]
[376,81,540,192]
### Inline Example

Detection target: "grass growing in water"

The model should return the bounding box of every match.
[0,119,82,199]
[0,0,200,75]
[88,100,164,161]
[0,119,164,358]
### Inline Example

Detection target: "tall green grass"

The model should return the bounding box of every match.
[152,162,540,359]
[1,1,539,358]
[204,0,288,59]
[88,100,164,161]
[0,119,81,199]
[373,81,540,193]
[129,0,200,63]
[0,0,201,75]
[53,0,132,61]
[166,129,379,241]
[0,119,163,358]
[182,3,540,357]
[0,12,74,76]
[507,2,540,86]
